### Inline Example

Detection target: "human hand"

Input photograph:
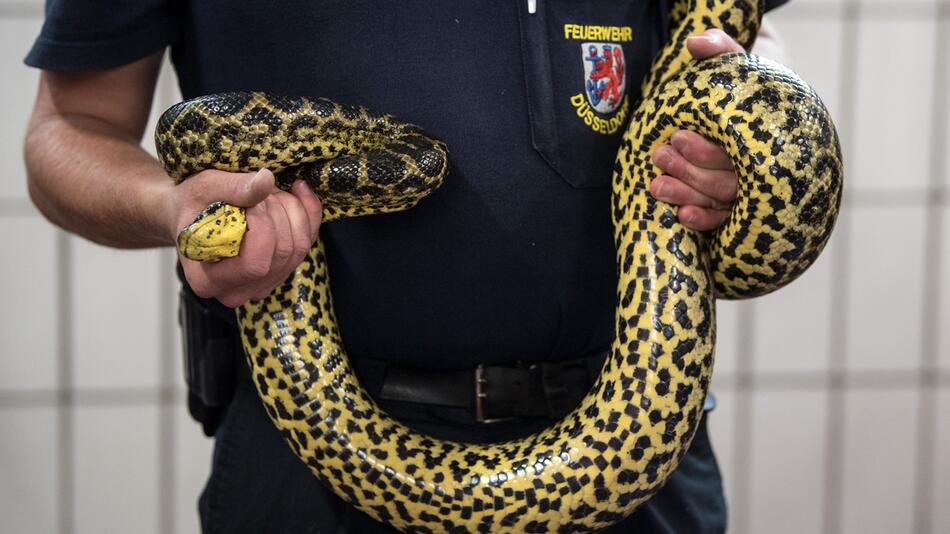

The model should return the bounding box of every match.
[165,169,322,307]
[649,29,744,231]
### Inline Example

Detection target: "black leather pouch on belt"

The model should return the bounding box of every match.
[179,285,240,436]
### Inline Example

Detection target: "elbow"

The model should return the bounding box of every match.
[25,173,56,225]
[23,117,65,228]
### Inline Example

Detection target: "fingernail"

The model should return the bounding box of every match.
[688,34,716,45]
[245,169,265,192]
[653,147,671,168]
[671,132,688,153]
[654,180,667,199]
[704,29,722,43]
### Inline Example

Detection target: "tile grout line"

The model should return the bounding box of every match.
[841,186,949,207]
[821,2,860,534]
[55,232,74,534]
[912,3,948,533]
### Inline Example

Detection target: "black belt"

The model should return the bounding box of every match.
[373,356,604,423]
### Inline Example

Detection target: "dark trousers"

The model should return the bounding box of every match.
[198,362,727,534]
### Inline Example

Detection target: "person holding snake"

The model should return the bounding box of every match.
[22,0,841,532]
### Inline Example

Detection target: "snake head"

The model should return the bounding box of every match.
[177,201,248,262]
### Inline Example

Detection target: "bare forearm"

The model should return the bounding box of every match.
[25,111,175,248]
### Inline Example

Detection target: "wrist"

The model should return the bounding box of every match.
[141,178,181,247]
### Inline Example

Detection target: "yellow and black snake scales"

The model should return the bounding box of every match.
[155,0,842,531]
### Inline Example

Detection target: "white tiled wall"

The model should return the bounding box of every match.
[746,390,829,534]
[845,205,927,371]
[839,389,921,534]
[71,241,165,390]
[935,391,950,534]
[0,17,40,200]
[751,240,835,374]
[174,408,211,534]
[0,1,947,534]
[0,216,58,391]
[940,208,950,370]
[0,407,58,534]
[850,13,936,192]
[74,405,161,534]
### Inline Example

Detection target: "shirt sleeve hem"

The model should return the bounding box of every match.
[765,0,791,13]
[24,16,177,72]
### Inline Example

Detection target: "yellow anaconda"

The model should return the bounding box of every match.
[155,0,842,531]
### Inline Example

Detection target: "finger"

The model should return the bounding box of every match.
[233,198,294,304]
[191,202,275,307]
[686,29,745,59]
[273,190,313,261]
[291,180,323,242]
[653,146,738,204]
[247,191,316,302]
[265,195,296,272]
[678,205,731,232]
[206,202,276,288]
[217,290,256,309]
[179,257,215,299]
[651,175,731,210]
[670,130,734,170]
[196,168,276,208]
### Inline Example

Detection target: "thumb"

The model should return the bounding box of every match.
[686,29,745,60]
[223,168,276,207]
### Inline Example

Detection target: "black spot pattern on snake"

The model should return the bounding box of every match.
[154,0,842,531]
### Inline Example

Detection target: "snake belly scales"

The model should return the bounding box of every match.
[154,0,842,531]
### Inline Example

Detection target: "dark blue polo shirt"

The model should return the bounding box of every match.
[27,0,780,370]
[27,1,788,532]
[27,0,786,370]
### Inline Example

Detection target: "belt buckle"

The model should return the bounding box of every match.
[474,364,513,424]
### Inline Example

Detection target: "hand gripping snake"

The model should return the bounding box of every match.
[155,0,842,531]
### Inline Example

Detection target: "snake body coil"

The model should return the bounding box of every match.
[156,0,842,531]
